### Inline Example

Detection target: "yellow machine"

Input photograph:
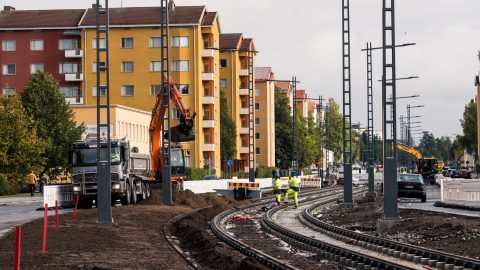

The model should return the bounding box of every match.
[396,143,439,184]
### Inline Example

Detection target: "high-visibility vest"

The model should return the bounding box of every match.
[273,178,282,190]
[288,177,299,188]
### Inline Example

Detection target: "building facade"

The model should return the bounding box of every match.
[255,67,275,167]
[219,33,255,171]
[0,4,222,174]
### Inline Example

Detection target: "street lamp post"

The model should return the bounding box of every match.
[407,105,424,171]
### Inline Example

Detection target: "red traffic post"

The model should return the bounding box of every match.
[41,203,48,254]
[55,200,59,231]
[74,195,79,218]
[14,226,21,270]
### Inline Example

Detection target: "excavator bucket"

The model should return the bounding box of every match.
[166,124,195,142]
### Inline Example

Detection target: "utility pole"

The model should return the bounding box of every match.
[160,0,172,204]
[325,104,330,182]
[318,95,325,181]
[248,49,255,182]
[382,0,398,220]
[342,0,353,205]
[95,0,112,224]
[291,76,299,173]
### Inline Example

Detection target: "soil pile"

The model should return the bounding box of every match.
[321,195,480,258]
[0,190,257,269]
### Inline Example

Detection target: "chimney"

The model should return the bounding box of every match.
[168,0,175,12]
[3,6,15,12]
[91,4,102,10]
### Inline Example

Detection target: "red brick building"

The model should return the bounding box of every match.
[0,6,84,103]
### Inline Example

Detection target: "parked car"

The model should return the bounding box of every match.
[457,170,472,179]
[203,175,220,180]
[397,173,427,202]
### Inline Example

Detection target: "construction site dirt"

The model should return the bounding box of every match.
[320,194,480,259]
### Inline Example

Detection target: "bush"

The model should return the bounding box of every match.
[0,174,12,195]
[256,166,277,178]
[237,169,246,178]
[186,168,216,180]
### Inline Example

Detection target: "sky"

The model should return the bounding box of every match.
[5,0,480,141]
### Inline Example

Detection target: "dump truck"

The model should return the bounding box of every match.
[70,138,153,207]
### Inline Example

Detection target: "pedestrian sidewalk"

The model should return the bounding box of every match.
[0,195,43,206]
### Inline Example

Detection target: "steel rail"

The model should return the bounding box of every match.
[302,202,480,270]
[209,187,344,270]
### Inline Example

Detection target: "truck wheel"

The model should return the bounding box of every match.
[131,183,138,205]
[121,183,131,205]
[146,182,151,198]
[140,182,147,201]
[79,198,93,209]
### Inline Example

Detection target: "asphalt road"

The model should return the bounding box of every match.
[398,185,480,217]
[0,195,72,239]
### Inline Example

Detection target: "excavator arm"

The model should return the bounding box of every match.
[149,75,196,179]
[396,142,423,160]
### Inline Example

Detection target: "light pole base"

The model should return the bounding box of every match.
[365,191,377,198]
[376,218,399,231]
[340,202,356,209]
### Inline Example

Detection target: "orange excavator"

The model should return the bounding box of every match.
[149,75,196,183]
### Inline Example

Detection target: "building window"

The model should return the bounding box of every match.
[150,84,161,96]
[30,63,44,74]
[204,133,211,144]
[59,63,78,74]
[121,85,134,96]
[255,88,260,96]
[30,40,44,51]
[172,36,189,47]
[150,61,161,72]
[121,37,134,48]
[178,84,189,95]
[256,147,260,155]
[255,133,260,140]
[172,60,189,71]
[121,61,134,72]
[2,64,15,75]
[220,79,227,88]
[255,103,260,110]
[255,118,260,125]
[2,40,15,51]
[59,39,77,50]
[172,108,182,119]
[149,37,161,48]
[92,86,106,97]
[92,62,106,73]
[59,86,79,97]
[2,87,15,97]
[220,59,227,68]
[92,38,106,49]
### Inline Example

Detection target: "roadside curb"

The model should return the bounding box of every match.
[434,201,480,212]
[0,200,42,206]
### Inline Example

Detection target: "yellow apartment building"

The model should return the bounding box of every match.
[219,33,255,170]
[78,5,221,174]
[295,89,309,119]
[255,67,275,167]
[71,105,151,154]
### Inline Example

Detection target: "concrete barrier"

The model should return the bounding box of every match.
[183,178,273,194]
[43,185,74,207]
[441,178,480,207]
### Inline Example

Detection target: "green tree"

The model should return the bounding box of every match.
[0,97,49,188]
[325,98,343,162]
[296,113,318,168]
[275,92,293,169]
[21,72,85,177]
[220,90,236,160]
[457,100,477,154]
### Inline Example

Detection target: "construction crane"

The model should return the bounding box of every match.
[149,74,196,184]
[396,142,439,184]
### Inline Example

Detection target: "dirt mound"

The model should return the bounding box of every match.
[141,189,237,209]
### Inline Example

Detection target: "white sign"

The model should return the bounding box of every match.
[84,124,113,140]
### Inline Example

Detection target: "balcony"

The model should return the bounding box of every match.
[202,72,215,81]
[240,127,249,134]
[239,88,249,95]
[203,120,215,128]
[65,73,83,81]
[240,147,249,154]
[240,108,249,115]
[65,49,83,58]
[65,97,83,105]
[202,49,215,58]
[239,69,248,76]
[203,144,215,152]
[202,96,215,105]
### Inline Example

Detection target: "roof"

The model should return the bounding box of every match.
[80,6,206,26]
[0,9,85,28]
[240,38,253,51]
[255,67,274,81]
[308,101,318,112]
[295,90,307,100]
[202,11,216,26]
[276,81,291,92]
[219,33,243,50]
